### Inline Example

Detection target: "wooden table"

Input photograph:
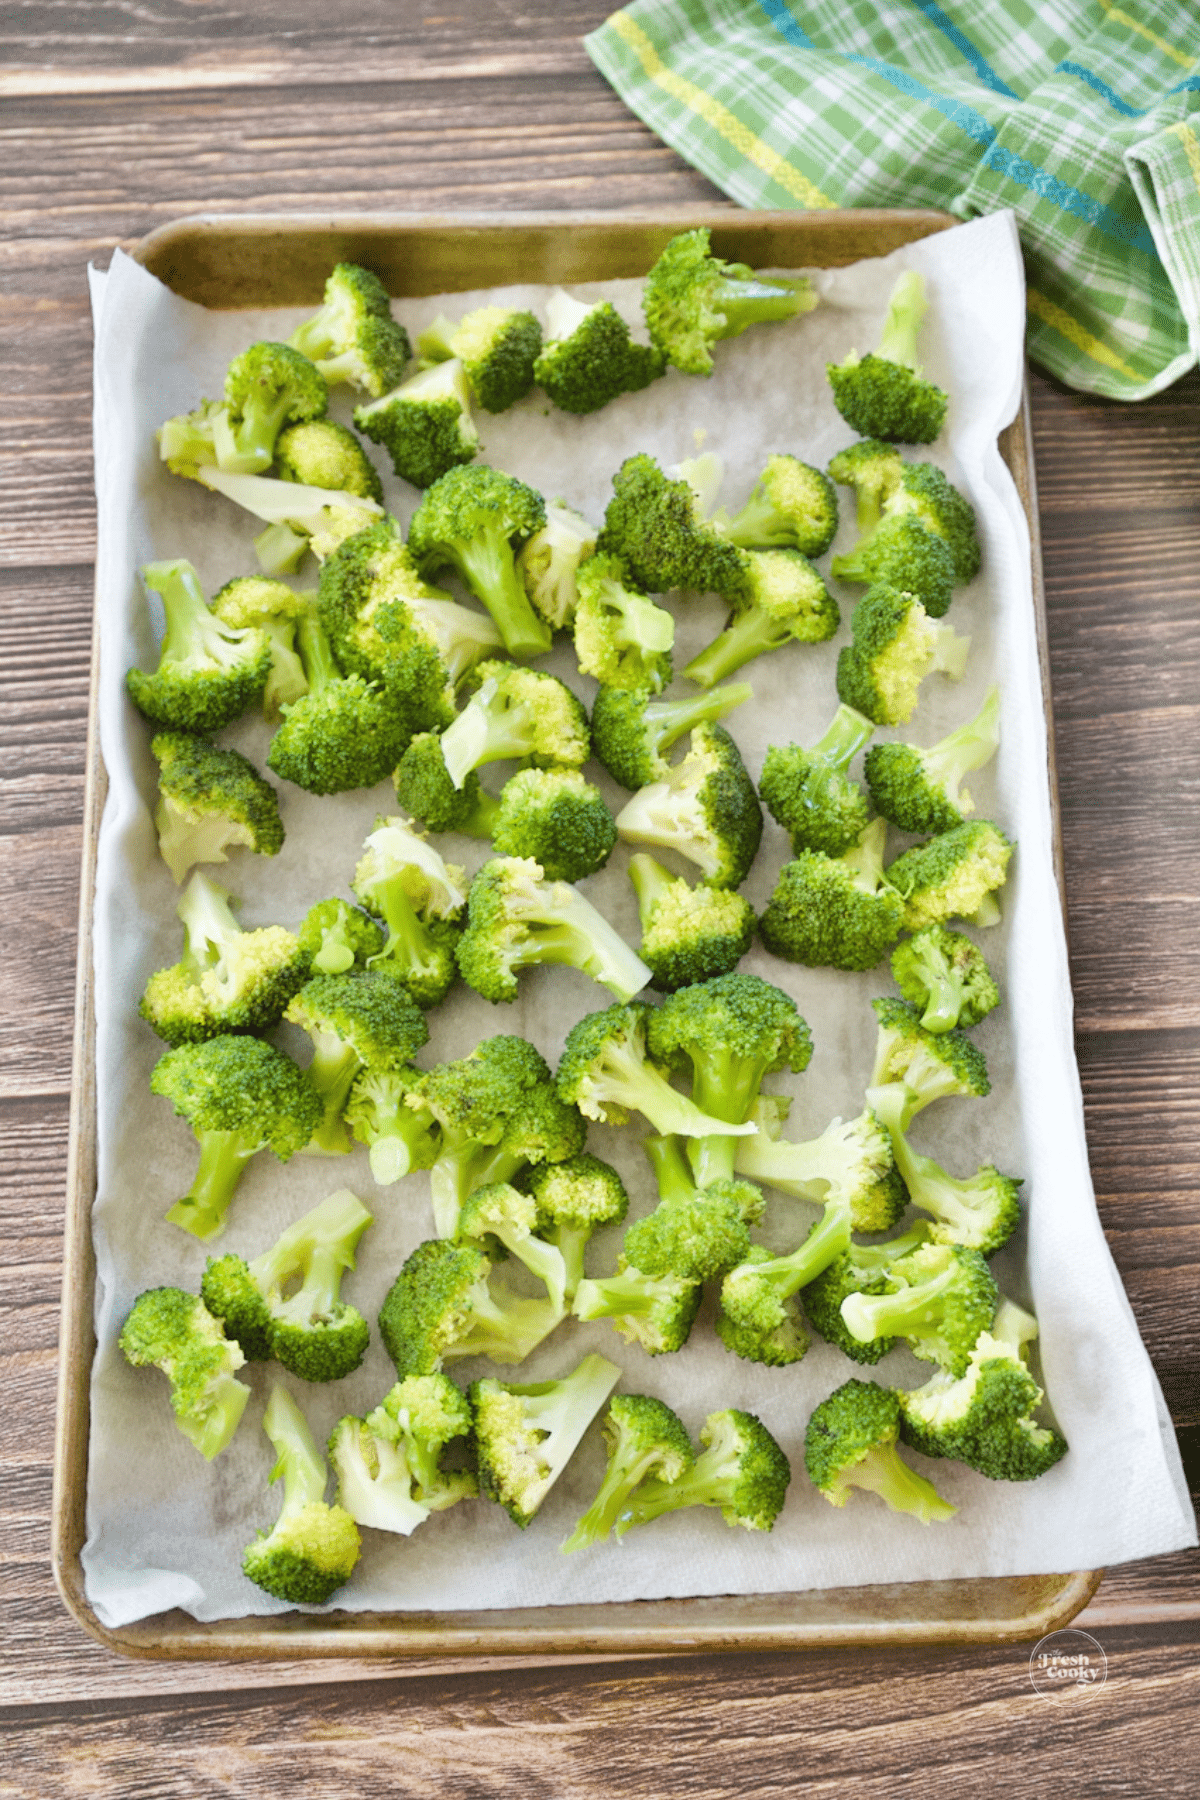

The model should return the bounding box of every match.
[3,3,1198,1789]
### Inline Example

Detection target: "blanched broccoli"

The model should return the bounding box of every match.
[140,871,307,1046]
[801,1222,934,1363]
[405,1034,586,1238]
[734,1105,907,1233]
[345,1061,439,1186]
[682,548,839,688]
[839,1241,999,1375]
[899,1299,1068,1480]
[275,418,384,502]
[867,996,991,1128]
[614,1407,791,1533]
[564,1395,693,1552]
[192,466,383,574]
[491,768,617,883]
[242,1383,361,1604]
[327,1414,432,1538]
[829,443,980,587]
[572,551,675,692]
[643,228,817,376]
[201,1188,373,1381]
[127,560,272,733]
[535,289,665,413]
[620,1138,763,1287]
[572,1258,702,1356]
[805,1379,956,1522]
[758,704,875,857]
[885,820,1013,932]
[457,857,651,1006]
[827,272,948,443]
[614,722,762,889]
[457,1180,570,1315]
[393,735,501,838]
[596,453,748,600]
[438,661,590,790]
[714,455,838,556]
[378,1237,563,1376]
[866,687,1000,835]
[217,341,329,475]
[759,816,906,971]
[556,1002,757,1141]
[284,971,430,1154]
[266,601,412,795]
[517,1153,630,1302]
[591,681,752,792]
[829,512,955,617]
[150,732,284,886]
[629,854,755,992]
[298,898,385,977]
[516,502,598,630]
[330,1372,477,1534]
[408,465,550,658]
[891,925,1000,1034]
[151,1034,321,1241]
[716,1190,856,1367]
[869,1088,1021,1257]
[472,1353,621,1528]
[352,814,467,1008]
[119,1287,249,1459]
[289,262,412,396]
[354,359,479,490]
[210,575,310,715]
[836,585,970,727]
[418,305,542,412]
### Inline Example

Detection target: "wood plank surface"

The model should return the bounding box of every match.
[2,0,1199,1786]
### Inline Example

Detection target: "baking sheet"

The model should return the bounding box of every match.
[81,211,1195,1629]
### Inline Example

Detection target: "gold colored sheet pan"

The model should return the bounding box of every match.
[53,208,1098,1663]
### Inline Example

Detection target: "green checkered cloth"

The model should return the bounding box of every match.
[585,0,1200,398]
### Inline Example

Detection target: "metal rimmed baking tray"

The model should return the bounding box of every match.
[53,207,1100,1661]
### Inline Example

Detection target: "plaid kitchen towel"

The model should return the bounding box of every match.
[585,0,1200,398]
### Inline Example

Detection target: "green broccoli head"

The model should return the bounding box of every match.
[392,734,501,838]
[516,501,598,630]
[596,453,748,600]
[563,1393,694,1550]
[517,1152,630,1301]
[220,341,328,475]
[868,996,991,1127]
[288,262,411,396]
[242,1384,361,1604]
[865,686,1001,836]
[150,731,284,886]
[407,465,551,658]
[734,1105,907,1234]
[831,511,955,617]
[884,820,1013,932]
[491,768,617,884]
[615,1406,791,1533]
[428,305,542,412]
[556,1002,757,1141]
[884,1114,1021,1258]
[209,574,310,715]
[716,455,838,556]
[573,550,675,693]
[643,228,817,375]
[839,1241,999,1375]
[758,704,875,858]
[800,1223,934,1363]
[457,1180,570,1316]
[827,273,947,444]
[298,898,386,978]
[891,924,1000,1034]
[716,1192,858,1368]
[438,661,590,790]
[573,1259,703,1356]
[119,1287,249,1459]
[354,359,479,490]
[836,584,970,727]
[682,548,839,688]
[128,560,273,734]
[629,854,755,992]
[535,291,665,414]
[345,1061,440,1186]
[139,871,308,1046]
[648,972,813,1140]
[366,1372,478,1511]
[804,1378,956,1522]
[885,462,980,583]
[759,816,906,971]
[274,419,383,502]
[471,1354,621,1527]
[614,721,762,889]
[622,1185,756,1286]
[352,814,467,1009]
[266,601,412,795]
[591,681,753,792]
[456,857,650,1007]
[379,1236,563,1378]
[284,970,430,1152]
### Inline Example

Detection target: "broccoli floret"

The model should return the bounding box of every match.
[759,704,875,858]
[885,821,1013,932]
[899,1299,1068,1480]
[327,1414,432,1537]
[490,768,616,883]
[839,1241,999,1375]
[274,419,384,502]
[289,263,411,396]
[127,560,272,733]
[366,1373,478,1509]
[517,1153,630,1302]
[202,1188,373,1381]
[572,1259,702,1356]
[354,359,480,489]
[298,898,386,977]
[156,395,224,479]
[615,1407,791,1533]
[379,1237,563,1376]
[150,731,284,886]
[882,463,981,584]
[591,682,752,793]
[210,575,311,715]
[563,1393,693,1551]
[614,721,762,889]
[457,857,651,1007]
[242,1384,361,1604]
[734,1106,907,1234]
[345,1061,439,1186]
[828,439,905,533]
[827,272,948,443]
[716,1195,855,1367]
[596,453,748,600]
[471,1354,621,1528]
[193,467,383,574]
[266,601,412,795]
[866,687,1000,836]
[891,925,1000,1034]
[714,455,838,556]
[392,735,499,838]
[457,1179,570,1314]
[801,1222,934,1363]
[352,814,467,1008]
[406,1034,586,1238]
[870,1092,1021,1256]
[759,816,906,971]
[284,971,430,1154]
[830,512,956,617]
[119,1287,249,1459]
[682,549,839,688]
[643,228,817,376]
[140,871,308,1045]
[621,1162,761,1289]
[805,1378,956,1522]
[648,972,813,1186]
[419,305,542,412]
[829,443,979,586]
[867,996,992,1128]
[516,502,598,631]
[438,661,589,790]
[534,290,665,414]
[151,1034,321,1240]
[572,551,675,692]
[629,853,755,993]
[556,1002,757,1141]
[217,341,328,475]
[408,465,551,658]
[836,585,970,727]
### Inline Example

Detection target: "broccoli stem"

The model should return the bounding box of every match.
[143,560,231,668]
[562,1436,665,1552]
[905,941,967,1033]
[440,686,536,789]
[262,1384,327,1517]
[255,522,310,575]
[738,1200,852,1299]
[629,854,676,933]
[682,607,784,688]
[304,1032,360,1154]
[295,604,340,694]
[368,1106,436,1187]
[430,1143,528,1239]
[510,889,651,1006]
[841,1261,959,1345]
[842,816,889,894]
[220,389,297,475]
[735,1131,855,1201]
[644,1134,695,1203]
[594,1038,755,1139]
[166,1128,259,1239]
[967,891,1002,928]
[921,686,1000,810]
[813,703,876,772]
[712,275,814,340]
[574,1269,683,1320]
[640,683,755,760]
[876,271,927,371]
[365,879,447,996]
[272,1243,343,1327]
[453,526,553,660]
[841,1442,956,1522]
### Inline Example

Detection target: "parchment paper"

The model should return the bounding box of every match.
[82,212,1196,1628]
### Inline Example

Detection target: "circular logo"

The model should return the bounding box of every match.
[1029,1628,1108,1697]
